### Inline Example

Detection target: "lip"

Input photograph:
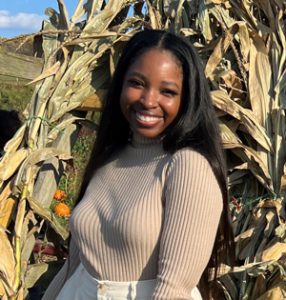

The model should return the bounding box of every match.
[133,110,163,127]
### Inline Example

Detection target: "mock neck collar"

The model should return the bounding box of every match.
[130,132,164,148]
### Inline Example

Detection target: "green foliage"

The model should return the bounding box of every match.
[0,83,33,113]
[73,135,93,159]
[57,130,95,202]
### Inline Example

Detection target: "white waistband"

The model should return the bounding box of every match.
[79,262,157,291]
[57,262,202,300]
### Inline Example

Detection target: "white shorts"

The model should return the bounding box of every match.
[56,263,202,299]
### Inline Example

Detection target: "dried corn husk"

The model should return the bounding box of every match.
[0,0,285,299]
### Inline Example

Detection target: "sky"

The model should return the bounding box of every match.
[0,0,77,37]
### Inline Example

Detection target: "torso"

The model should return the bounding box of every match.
[70,137,171,281]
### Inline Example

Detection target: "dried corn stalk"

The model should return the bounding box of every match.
[0,1,141,298]
[0,0,285,299]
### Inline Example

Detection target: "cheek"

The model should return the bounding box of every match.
[120,89,135,121]
[120,88,140,108]
[164,100,181,121]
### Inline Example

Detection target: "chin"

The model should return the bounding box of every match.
[135,130,161,139]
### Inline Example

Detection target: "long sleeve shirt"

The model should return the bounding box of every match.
[42,134,222,299]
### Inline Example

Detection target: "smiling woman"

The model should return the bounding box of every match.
[120,49,183,139]
[43,29,234,300]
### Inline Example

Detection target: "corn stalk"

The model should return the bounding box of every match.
[0,0,285,299]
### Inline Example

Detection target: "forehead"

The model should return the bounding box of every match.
[126,48,183,77]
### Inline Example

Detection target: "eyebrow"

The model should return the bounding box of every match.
[127,71,181,90]
[161,81,180,89]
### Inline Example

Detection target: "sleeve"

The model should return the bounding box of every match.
[152,149,223,299]
[42,237,81,300]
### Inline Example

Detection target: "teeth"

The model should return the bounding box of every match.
[135,112,161,122]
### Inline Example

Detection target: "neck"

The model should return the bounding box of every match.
[131,132,164,147]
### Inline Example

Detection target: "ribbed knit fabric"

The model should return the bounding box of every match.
[42,134,223,300]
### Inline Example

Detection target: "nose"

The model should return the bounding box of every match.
[139,89,158,108]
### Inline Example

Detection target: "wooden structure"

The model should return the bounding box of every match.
[0,49,43,85]
[0,47,102,110]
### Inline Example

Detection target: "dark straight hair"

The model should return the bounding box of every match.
[78,29,234,298]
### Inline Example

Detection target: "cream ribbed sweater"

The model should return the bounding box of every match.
[42,135,223,299]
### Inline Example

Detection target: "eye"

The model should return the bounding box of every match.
[127,78,144,88]
[161,89,178,97]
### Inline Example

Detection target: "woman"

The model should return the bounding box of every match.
[43,29,234,300]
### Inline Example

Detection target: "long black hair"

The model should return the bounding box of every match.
[79,29,234,298]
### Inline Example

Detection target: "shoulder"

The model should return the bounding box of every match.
[164,147,223,210]
[167,147,213,173]
[166,147,221,192]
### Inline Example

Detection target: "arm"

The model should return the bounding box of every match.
[152,149,223,299]
[42,237,80,300]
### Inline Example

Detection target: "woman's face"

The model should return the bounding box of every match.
[120,48,183,139]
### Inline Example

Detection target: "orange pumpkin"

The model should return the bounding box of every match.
[54,189,66,201]
[54,203,71,217]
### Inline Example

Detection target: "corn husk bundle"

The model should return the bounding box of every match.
[0,0,285,299]
[0,1,141,298]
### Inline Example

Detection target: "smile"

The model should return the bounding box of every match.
[135,111,163,126]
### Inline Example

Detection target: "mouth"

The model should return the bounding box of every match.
[134,111,163,127]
